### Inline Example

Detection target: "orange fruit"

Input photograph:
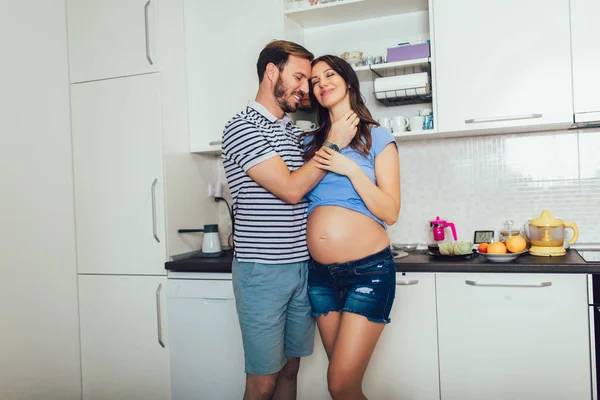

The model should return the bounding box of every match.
[487,242,507,254]
[477,243,489,253]
[506,235,527,253]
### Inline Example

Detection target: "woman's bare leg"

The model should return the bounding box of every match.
[315,312,342,360]
[326,312,385,400]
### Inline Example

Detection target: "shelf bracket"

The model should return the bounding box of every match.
[368,64,383,78]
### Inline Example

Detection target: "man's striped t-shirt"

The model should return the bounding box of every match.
[221,101,309,264]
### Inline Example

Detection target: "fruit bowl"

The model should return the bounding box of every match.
[477,250,528,263]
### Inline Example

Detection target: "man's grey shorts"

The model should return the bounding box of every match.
[232,257,315,375]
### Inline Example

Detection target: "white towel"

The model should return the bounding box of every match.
[374,72,429,99]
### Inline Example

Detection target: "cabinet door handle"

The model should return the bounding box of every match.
[465,114,542,124]
[465,280,552,288]
[209,141,222,146]
[144,0,154,65]
[396,280,419,286]
[151,178,160,243]
[156,282,165,348]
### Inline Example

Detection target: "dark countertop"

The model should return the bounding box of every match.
[165,248,600,274]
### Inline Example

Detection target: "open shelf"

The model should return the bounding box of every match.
[353,57,431,72]
[284,0,428,28]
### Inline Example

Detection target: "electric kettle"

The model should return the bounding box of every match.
[200,224,222,255]
[428,216,458,253]
[177,224,223,257]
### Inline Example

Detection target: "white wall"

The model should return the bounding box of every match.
[0,2,81,399]
[159,0,219,256]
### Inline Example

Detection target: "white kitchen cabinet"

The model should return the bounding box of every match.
[70,73,166,275]
[184,0,283,153]
[571,0,600,123]
[364,272,440,400]
[166,278,245,399]
[66,0,158,83]
[436,273,590,400]
[298,273,440,400]
[79,275,171,400]
[433,0,573,134]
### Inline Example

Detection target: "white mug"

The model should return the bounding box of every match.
[392,116,409,133]
[409,116,425,132]
[378,117,393,130]
[296,120,316,131]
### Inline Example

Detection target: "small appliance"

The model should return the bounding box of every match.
[178,224,223,257]
[527,210,579,256]
[199,224,222,256]
[428,216,458,253]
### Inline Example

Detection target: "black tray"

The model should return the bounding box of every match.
[428,250,478,260]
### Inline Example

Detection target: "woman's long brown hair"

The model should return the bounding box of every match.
[299,55,379,161]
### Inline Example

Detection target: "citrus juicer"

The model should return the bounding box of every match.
[528,210,579,257]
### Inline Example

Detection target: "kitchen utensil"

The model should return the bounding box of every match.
[430,216,457,241]
[428,216,458,253]
[295,120,316,131]
[341,51,363,66]
[499,220,521,242]
[200,224,222,255]
[378,117,393,130]
[178,224,223,256]
[528,210,579,257]
[392,116,409,133]
[410,115,425,132]
[392,243,418,251]
[428,249,477,260]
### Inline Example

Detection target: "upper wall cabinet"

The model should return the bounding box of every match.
[185,0,283,153]
[571,0,600,124]
[433,0,573,134]
[66,0,159,83]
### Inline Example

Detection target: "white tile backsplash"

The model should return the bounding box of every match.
[216,128,600,248]
[389,128,600,245]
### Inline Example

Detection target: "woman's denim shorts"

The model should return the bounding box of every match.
[307,247,396,324]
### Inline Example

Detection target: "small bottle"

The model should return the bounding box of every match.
[420,109,434,130]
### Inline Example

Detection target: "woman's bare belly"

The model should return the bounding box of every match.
[307,206,390,264]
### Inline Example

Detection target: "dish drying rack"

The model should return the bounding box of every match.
[369,60,432,106]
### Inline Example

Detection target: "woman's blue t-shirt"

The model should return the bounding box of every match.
[304,126,396,228]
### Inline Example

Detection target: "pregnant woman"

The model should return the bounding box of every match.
[299,54,401,400]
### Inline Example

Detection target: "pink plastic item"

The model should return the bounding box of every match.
[430,216,458,241]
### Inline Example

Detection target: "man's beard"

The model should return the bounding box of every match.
[274,77,303,113]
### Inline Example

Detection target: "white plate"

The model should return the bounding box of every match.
[477,250,528,263]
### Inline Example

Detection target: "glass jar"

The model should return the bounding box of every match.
[499,220,521,242]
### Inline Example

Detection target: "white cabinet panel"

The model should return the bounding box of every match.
[184,0,283,152]
[166,279,245,399]
[433,0,573,134]
[364,273,440,400]
[79,275,171,400]
[66,0,158,83]
[71,73,166,275]
[298,273,440,400]
[436,273,590,400]
[571,0,600,121]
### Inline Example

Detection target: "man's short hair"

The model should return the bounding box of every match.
[256,40,314,83]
